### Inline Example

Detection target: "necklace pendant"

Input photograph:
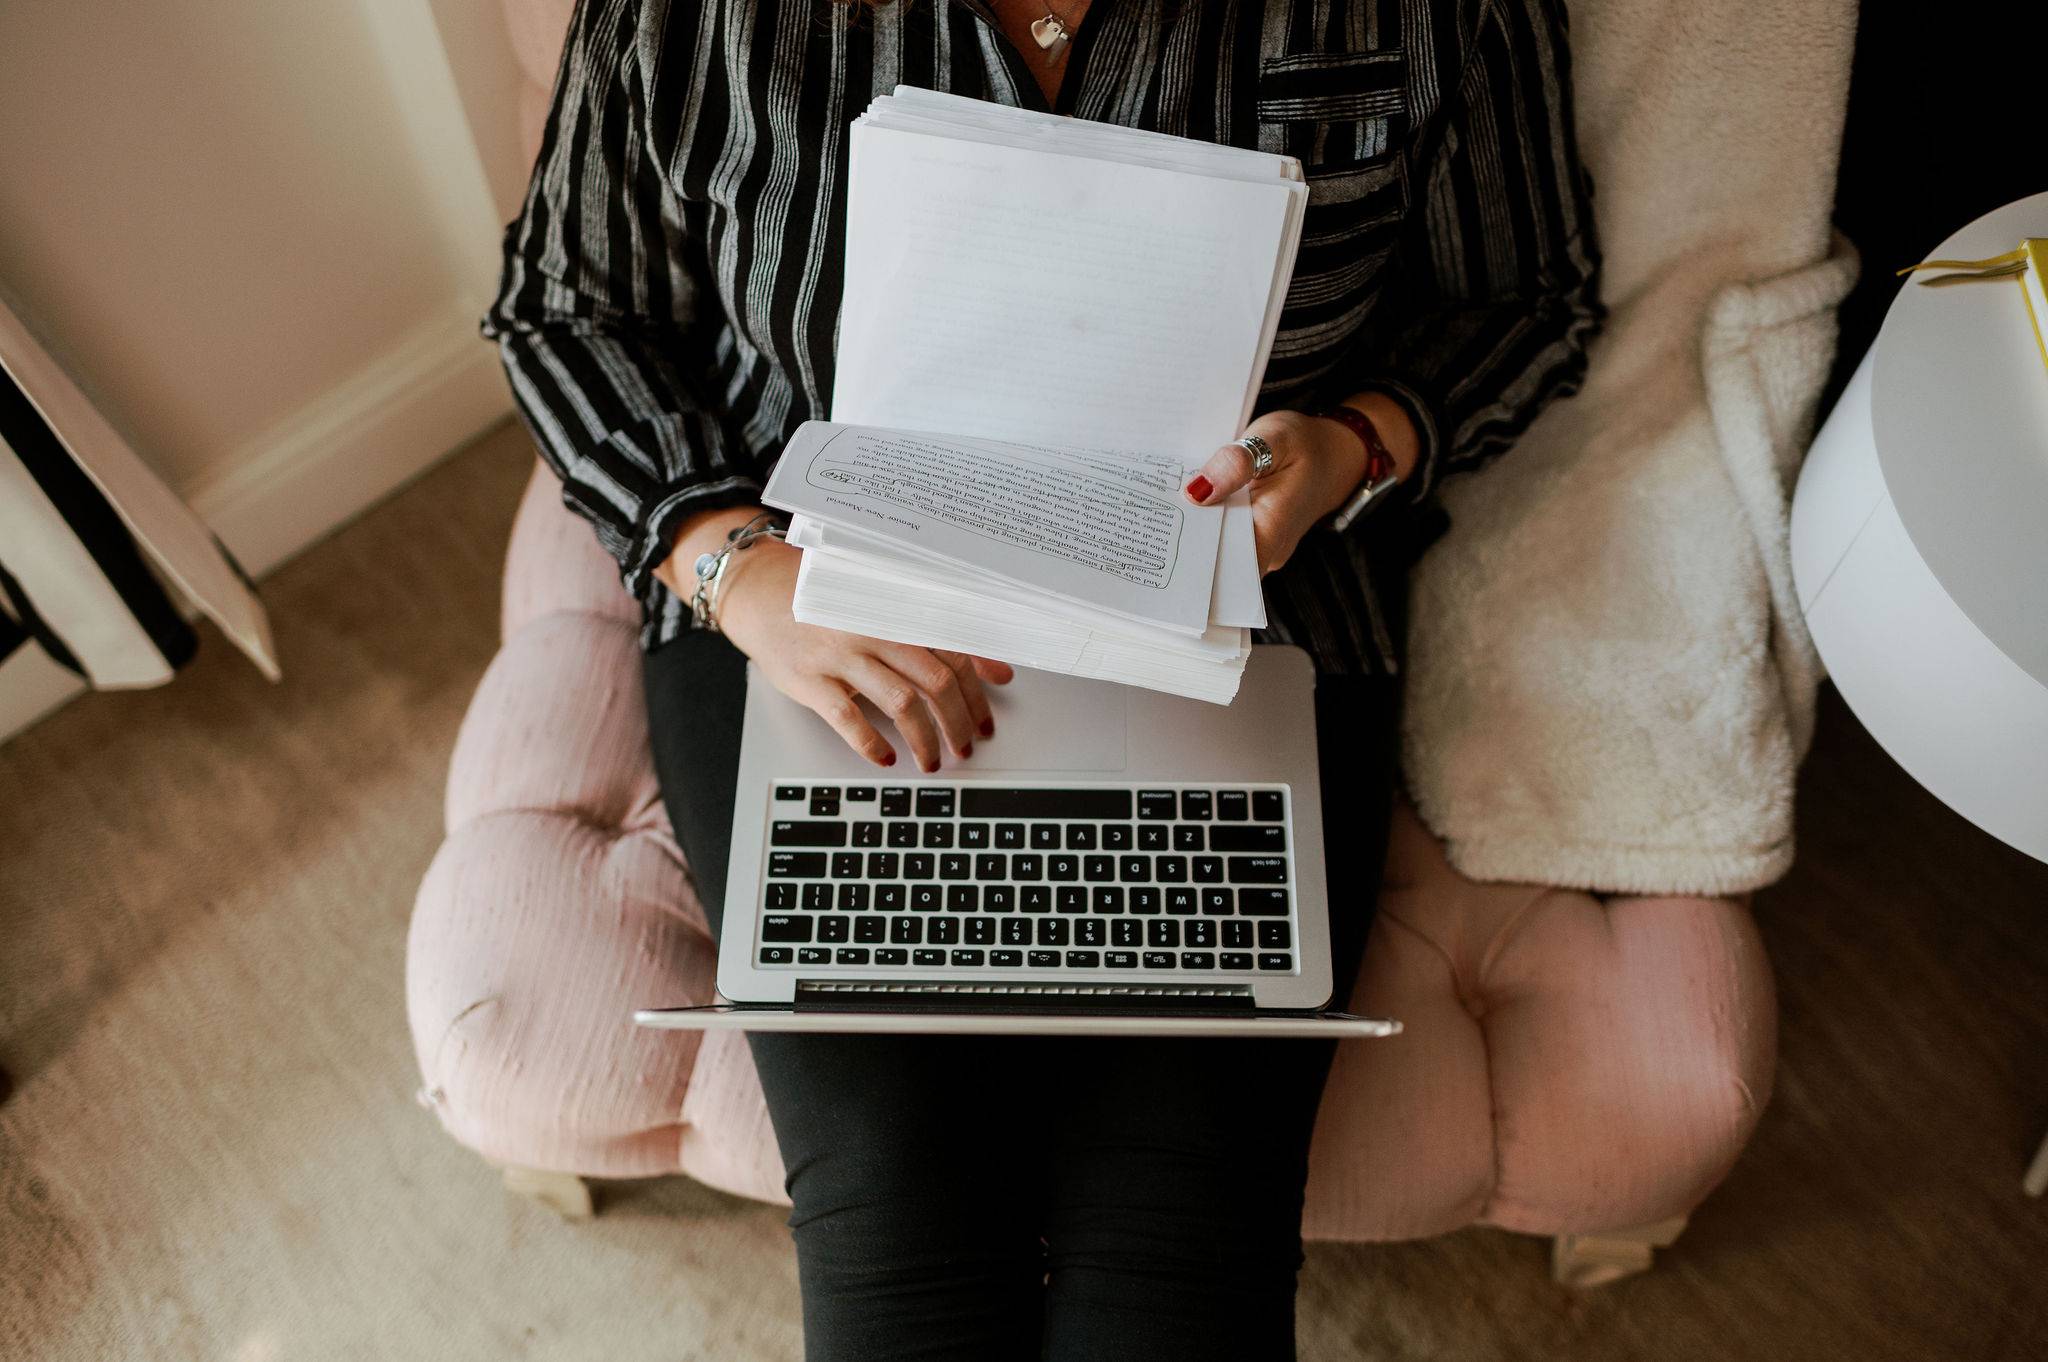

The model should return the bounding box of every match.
[1029,14,1070,49]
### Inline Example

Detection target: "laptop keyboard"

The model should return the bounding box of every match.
[752,783,1297,975]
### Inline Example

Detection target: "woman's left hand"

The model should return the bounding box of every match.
[1181,410,1372,576]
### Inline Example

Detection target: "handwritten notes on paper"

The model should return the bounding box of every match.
[765,422,1223,635]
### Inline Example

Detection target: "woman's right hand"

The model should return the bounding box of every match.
[715,539,1014,772]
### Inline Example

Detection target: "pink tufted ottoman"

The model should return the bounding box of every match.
[407,462,1776,1284]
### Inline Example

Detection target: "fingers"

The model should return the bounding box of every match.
[839,655,946,773]
[875,643,981,758]
[933,650,995,739]
[791,677,897,768]
[967,655,1014,686]
[1184,439,1255,507]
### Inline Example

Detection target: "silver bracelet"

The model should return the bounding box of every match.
[690,514,786,633]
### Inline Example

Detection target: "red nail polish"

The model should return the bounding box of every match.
[979,718,994,738]
[961,743,974,758]
[881,752,896,766]
[923,761,938,774]
[1185,475,1213,503]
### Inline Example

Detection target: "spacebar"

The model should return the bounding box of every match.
[959,787,1134,819]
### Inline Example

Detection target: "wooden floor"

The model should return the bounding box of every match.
[2,422,2045,1360]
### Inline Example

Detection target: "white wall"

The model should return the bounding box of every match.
[0,0,523,741]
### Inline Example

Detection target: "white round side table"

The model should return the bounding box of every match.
[1792,192,2048,1193]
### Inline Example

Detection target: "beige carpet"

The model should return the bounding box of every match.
[2,420,2044,1361]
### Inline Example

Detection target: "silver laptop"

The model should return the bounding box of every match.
[635,645,1399,1038]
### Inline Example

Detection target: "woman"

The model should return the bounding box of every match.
[485,0,1600,1355]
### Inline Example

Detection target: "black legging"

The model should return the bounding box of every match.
[645,634,1397,1361]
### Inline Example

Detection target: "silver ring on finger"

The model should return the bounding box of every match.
[1233,433,1276,480]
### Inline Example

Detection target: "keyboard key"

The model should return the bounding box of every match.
[766,883,796,911]
[991,950,1024,967]
[975,854,1007,880]
[916,788,955,818]
[1173,825,1204,851]
[959,822,991,848]
[904,854,936,880]
[1030,823,1062,849]
[855,918,886,943]
[947,886,979,912]
[887,822,918,848]
[1036,919,1070,946]
[818,917,850,943]
[983,886,1015,913]
[801,883,832,911]
[940,854,971,880]
[1238,888,1289,916]
[1164,887,1197,915]
[1065,950,1102,968]
[1138,825,1168,850]
[875,949,909,965]
[809,790,840,816]
[965,918,996,945]
[891,918,923,944]
[1129,888,1161,915]
[1201,889,1233,916]
[995,822,1025,848]
[1142,951,1177,969]
[1138,790,1176,820]
[1029,950,1061,969]
[1223,920,1253,948]
[762,915,811,942]
[771,821,847,847]
[1228,857,1288,884]
[1208,825,1285,853]
[914,948,946,967]
[798,947,830,965]
[1155,856,1187,883]
[851,821,884,848]
[774,785,805,802]
[1001,919,1032,945]
[1011,854,1044,880]
[1119,855,1150,882]
[1181,952,1216,970]
[922,823,954,848]
[1220,951,1254,970]
[880,787,911,816]
[1193,857,1224,883]
[1076,919,1106,947]
[1048,854,1080,881]
[1258,921,1292,949]
[846,786,876,802]
[1101,824,1132,850]
[1180,790,1212,821]
[874,884,906,912]
[910,885,941,911]
[1021,885,1051,914]
[1083,855,1114,882]
[1147,921,1180,948]
[951,949,986,967]
[1056,886,1086,914]
[962,787,1132,818]
[768,852,826,878]
[1064,824,1097,849]
[1106,950,1138,968]
[1252,790,1285,821]
[836,947,871,965]
[837,883,870,912]
[1185,921,1217,948]
[1091,887,1124,914]
[1216,791,1249,821]
[830,852,862,879]
[759,946,793,964]
[928,917,960,944]
[1257,953,1294,972]
[866,852,899,878]
[1112,920,1141,947]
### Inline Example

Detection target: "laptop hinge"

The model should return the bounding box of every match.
[794,979,1257,1013]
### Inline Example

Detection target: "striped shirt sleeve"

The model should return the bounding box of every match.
[1332,0,1604,509]
[480,0,760,611]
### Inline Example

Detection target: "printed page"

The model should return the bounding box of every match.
[765,422,1222,635]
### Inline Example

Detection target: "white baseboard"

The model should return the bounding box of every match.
[1,303,512,747]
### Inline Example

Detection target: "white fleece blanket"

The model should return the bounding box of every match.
[1400,0,1860,895]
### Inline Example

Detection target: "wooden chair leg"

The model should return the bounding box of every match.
[2025,1130,2048,1197]
[1551,1215,1690,1288]
[500,1165,595,1219]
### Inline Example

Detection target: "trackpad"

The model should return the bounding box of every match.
[968,667,1127,773]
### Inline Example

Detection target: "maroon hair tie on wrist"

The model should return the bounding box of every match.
[1311,404,1403,533]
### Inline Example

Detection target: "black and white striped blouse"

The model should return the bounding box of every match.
[484,0,1602,675]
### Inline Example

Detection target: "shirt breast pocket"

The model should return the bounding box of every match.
[1257,49,1410,270]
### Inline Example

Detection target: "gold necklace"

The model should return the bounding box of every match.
[1029,1,1076,50]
